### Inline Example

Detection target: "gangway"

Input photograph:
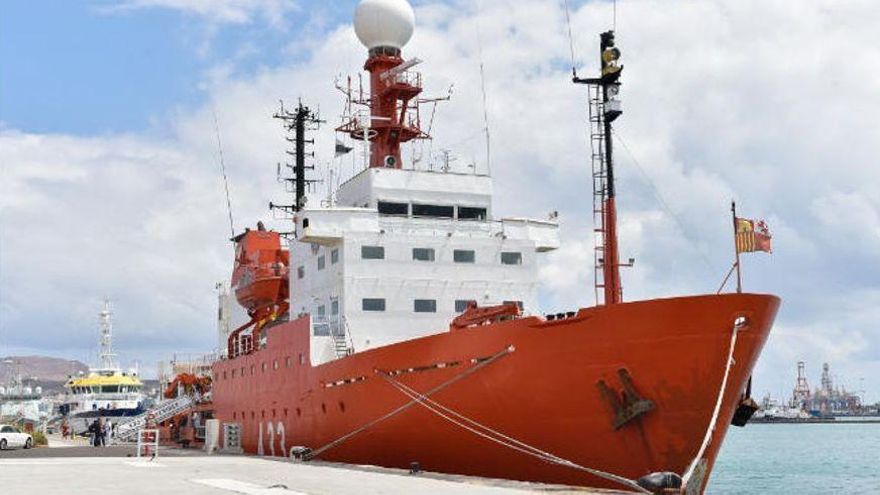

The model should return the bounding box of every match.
[115,395,194,442]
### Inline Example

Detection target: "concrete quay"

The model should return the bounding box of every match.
[0,440,622,495]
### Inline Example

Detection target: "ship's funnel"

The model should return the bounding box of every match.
[354,0,415,51]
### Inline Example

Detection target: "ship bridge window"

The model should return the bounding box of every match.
[317,255,326,270]
[504,300,524,311]
[453,249,476,263]
[378,201,409,216]
[412,247,435,261]
[413,204,454,218]
[362,298,386,312]
[314,305,330,336]
[297,266,305,279]
[501,252,523,265]
[414,299,437,313]
[331,248,339,264]
[455,299,477,312]
[459,206,487,221]
[361,245,385,259]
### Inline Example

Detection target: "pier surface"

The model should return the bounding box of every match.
[0,438,619,495]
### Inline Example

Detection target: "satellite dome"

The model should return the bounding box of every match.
[354,0,415,50]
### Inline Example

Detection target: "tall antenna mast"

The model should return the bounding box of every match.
[212,108,236,238]
[271,100,324,220]
[574,31,626,305]
[98,299,117,369]
[475,0,492,174]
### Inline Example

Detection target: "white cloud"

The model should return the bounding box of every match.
[811,190,880,253]
[103,0,297,27]
[2,0,880,401]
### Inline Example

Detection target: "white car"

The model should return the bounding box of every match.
[0,424,33,450]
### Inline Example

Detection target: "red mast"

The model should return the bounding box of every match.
[339,0,428,169]
[574,31,625,305]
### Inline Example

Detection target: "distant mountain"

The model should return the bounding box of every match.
[0,355,89,383]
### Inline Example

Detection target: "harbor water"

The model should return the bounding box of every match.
[709,423,880,494]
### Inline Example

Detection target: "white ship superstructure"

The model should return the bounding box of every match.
[292,167,559,364]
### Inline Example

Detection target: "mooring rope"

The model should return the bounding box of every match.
[380,372,650,493]
[680,323,742,490]
[305,346,515,460]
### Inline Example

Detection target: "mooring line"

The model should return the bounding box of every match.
[381,374,649,493]
[681,322,742,490]
[305,346,514,460]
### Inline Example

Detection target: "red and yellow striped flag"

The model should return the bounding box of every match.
[735,217,772,253]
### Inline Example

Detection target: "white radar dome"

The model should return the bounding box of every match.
[354,0,415,50]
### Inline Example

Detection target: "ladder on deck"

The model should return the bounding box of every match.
[115,395,194,442]
[588,83,610,305]
[330,317,354,359]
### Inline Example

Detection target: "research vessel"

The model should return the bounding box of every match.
[212,1,780,492]
[60,300,146,432]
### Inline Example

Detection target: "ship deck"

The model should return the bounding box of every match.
[0,436,626,495]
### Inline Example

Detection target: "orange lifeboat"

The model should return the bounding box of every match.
[227,222,290,357]
[232,222,289,312]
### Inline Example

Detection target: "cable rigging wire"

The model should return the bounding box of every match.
[212,107,236,239]
[613,130,716,277]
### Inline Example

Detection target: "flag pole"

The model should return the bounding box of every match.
[732,201,742,293]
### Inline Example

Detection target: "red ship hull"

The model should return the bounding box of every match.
[212,293,779,492]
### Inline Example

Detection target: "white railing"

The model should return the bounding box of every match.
[136,429,159,459]
[63,392,143,402]
[378,216,495,237]
[312,316,354,359]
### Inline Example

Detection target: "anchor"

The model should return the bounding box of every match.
[730,376,759,427]
[597,368,655,430]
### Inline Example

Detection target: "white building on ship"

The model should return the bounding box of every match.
[291,166,559,364]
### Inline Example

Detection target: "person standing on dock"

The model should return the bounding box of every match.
[88,419,102,447]
[103,420,113,446]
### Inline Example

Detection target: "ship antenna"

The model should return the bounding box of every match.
[212,107,236,238]
[475,0,492,174]
[562,0,578,78]
[613,0,618,31]
[271,99,324,224]
[98,299,117,369]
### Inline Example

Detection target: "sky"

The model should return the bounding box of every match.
[1,0,878,403]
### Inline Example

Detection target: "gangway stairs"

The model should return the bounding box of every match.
[115,395,194,442]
